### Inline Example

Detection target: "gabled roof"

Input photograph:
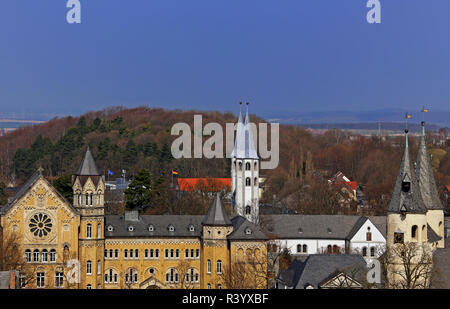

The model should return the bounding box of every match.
[231,104,258,159]
[278,254,367,289]
[228,216,268,240]
[0,169,78,215]
[387,132,426,214]
[201,193,232,226]
[346,216,387,240]
[261,215,361,240]
[76,148,101,176]
[176,178,230,192]
[416,125,444,210]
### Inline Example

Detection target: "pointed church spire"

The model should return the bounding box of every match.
[242,102,258,159]
[76,147,101,176]
[416,121,443,210]
[231,102,258,159]
[387,129,426,214]
[202,193,232,226]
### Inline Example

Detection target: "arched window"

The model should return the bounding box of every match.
[366,231,372,241]
[370,247,375,257]
[254,177,258,187]
[97,260,101,275]
[78,194,82,206]
[326,245,332,254]
[87,261,92,275]
[50,249,56,262]
[41,249,48,263]
[297,244,302,253]
[124,249,128,259]
[302,244,307,253]
[25,250,31,263]
[85,193,89,206]
[254,161,258,171]
[115,249,119,259]
[238,161,242,171]
[245,206,251,215]
[86,224,92,239]
[33,249,40,262]
[245,162,251,170]
[217,260,222,274]
[411,225,418,240]
[97,224,101,238]
[145,249,149,259]
[333,245,339,254]
[109,249,113,259]
[155,249,159,258]
[129,249,134,259]
[86,284,92,289]
[90,194,93,206]
[207,260,211,273]
[422,225,427,242]
[362,247,367,257]
[246,177,251,186]
[165,268,178,283]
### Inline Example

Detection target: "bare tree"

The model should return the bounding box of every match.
[381,242,433,289]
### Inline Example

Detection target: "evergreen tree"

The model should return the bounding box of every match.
[53,174,73,204]
[125,169,158,210]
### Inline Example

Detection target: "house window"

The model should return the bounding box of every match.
[207,260,211,274]
[41,249,48,263]
[366,232,372,241]
[86,224,92,239]
[36,272,45,288]
[130,249,134,259]
[109,249,113,259]
[124,249,128,259]
[97,224,101,238]
[218,284,222,289]
[86,284,92,289]
[245,162,251,170]
[25,250,31,263]
[196,249,199,258]
[165,249,169,259]
[90,194,93,206]
[165,269,178,283]
[145,249,149,259]
[55,272,64,288]
[217,260,222,274]
[370,247,375,257]
[155,249,159,258]
[362,247,367,257]
[302,244,307,253]
[33,249,40,262]
[175,249,179,259]
[87,261,92,275]
[115,249,119,259]
[50,249,56,262]
[85,193,89,206]
[191,249,195,258]
[411,225,418,240]
[97,260,101,275]
[150,249,154,259]
[394,232,404,244]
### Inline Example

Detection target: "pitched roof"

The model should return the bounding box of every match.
[416,127,444,210]
[367,216,387,238]
[231,104,258,159]
[430,248,450,289]
[278,254,367,289]
[387,133,427,214]
[76,148,100,176]
[261,215,362,240]
[202,193,232,226]
[105,215,204,238]
[427,224,442,243]
[228,216,268,240]
[176,178,230,192]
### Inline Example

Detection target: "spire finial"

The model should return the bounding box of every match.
[37,166,44,175]
[405,128,409,148]
[421,106,428,137]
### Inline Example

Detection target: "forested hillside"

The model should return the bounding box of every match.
[0,106,448,216]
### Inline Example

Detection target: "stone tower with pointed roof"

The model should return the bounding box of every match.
[72,147,105,289]
[416,121,445,248]
[231,103,260,224]
[386,129,428,246]
[201,193,233,288]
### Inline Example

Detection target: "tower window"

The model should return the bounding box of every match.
[254,177,258,187]
[246,178,251,186]
[245,206,251,215]
[85,193,89,206]
[245,162,251,171]
[217,260,222,274]
[86,224,92,239]
[394,232,404,244]
[411,225,418,240]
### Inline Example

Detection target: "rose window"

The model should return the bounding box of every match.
[29,213,52,237]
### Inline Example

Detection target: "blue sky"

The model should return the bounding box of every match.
[0,0,449,119]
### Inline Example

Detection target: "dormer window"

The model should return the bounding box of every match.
[128,225,134,232]
[400,204,407,214]
[188,225,195,232]
[298,228,303,234]
[402,174,411,193]
[245,228,252,235]
[327,228,332,234]
[107,225,114,232]
[148,225,154,232]
[168,225,175,232]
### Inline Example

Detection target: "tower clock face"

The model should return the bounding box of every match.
[29,213,53,238]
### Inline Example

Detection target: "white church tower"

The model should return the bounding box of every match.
[231,102,259,224]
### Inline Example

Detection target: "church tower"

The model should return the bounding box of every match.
[231,102,260,224]
[201,193,233,289]
[386,129,428,247]
[73,148,105,289]
[416,121,445,248]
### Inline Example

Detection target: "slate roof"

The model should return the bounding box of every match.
[76,148,101,176]
[0,169,77,215]
[277,259,304,287]
[105,215,204,238]
[231,104,258,159]
[261,215,362,240]
[228,216,268,240]
[387,133,427,214]
[427,224,442,243]
[367,216,387,238]
[278,254,367,289]
[430,248,450,289]
[416,127,444,210]
[202,193,232,226]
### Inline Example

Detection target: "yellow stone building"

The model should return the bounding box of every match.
[0,149,268,289]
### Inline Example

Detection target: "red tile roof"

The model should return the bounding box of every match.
[177,178,231,192]
[446,185,450,192]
